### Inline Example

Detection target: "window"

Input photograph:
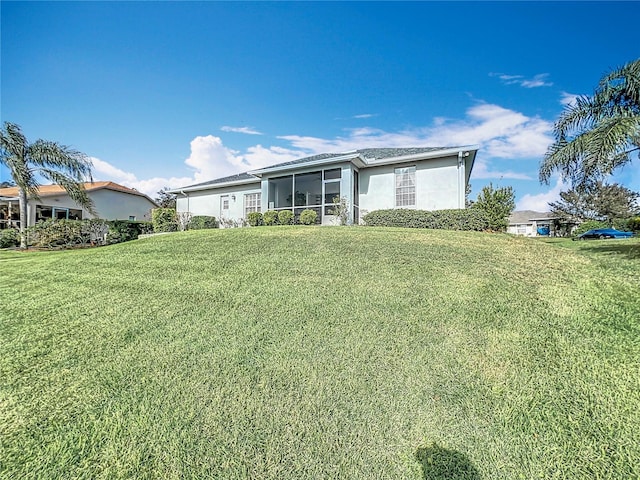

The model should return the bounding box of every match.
[245,193,261,216]
[395,166,416,207]
[129,215,136,221]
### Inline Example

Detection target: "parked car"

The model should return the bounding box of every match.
[573,228,634,240]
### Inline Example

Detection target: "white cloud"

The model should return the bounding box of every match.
[559,91,580,106]
[91,156,193,198]
[491,72,553,88]
[471,158,533,180]
[184,135,244,182]
[90,157,138,184]
[353,113,376,119]
[516,177,566,211]
[220,126,263,135]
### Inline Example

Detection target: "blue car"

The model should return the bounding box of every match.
[573,228,634,240]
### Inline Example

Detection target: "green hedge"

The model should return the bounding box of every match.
[152,208,178,233]
[362,208,489,231]
[188,215,218,230]
[106,220,152,244]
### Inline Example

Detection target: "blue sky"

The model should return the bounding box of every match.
[2,1,639,210]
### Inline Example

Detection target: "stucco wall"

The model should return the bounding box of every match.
[176,183,262,221]
[359,155,461,217]
[26,189,155,225]
[90,189,155,220]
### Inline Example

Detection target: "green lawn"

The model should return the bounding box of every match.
[1,227,639,479]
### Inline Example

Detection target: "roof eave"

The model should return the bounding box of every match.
[168,177,261,194]
[248,152,362,177]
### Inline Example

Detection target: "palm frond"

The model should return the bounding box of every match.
[29,140,93,182]
[541,59,640,186]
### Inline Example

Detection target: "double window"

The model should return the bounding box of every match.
[244,193,261,216]
[395,166,416,207]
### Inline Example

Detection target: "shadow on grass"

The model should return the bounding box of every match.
[415,444,481,480]
[577,241,640,260]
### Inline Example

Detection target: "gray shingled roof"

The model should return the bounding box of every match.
[178,146,468,189]
[508,210,556,223]
[182,172,259,189]
[258,147,463,171]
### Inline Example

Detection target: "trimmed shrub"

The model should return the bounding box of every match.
[247,212,263,227]
[189,215,218,230]
[263,210,279,226]
[299,209,318,225]
[362,208,490,231]
[0,228,19,248]
[278,210,294,225]
[152,208,178,233]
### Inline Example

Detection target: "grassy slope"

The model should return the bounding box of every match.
[1,227,639,479]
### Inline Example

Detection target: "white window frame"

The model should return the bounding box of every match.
[395,166,416,207]
[244,192,261,216]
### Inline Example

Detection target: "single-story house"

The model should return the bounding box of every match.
[0,181,158,229]
[507,210,558,237]
[169,146,478,225]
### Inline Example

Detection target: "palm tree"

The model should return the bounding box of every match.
[0,122,95,248]
[540,58,640,187]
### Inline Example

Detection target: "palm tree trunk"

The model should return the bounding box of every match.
[18,188,28,249]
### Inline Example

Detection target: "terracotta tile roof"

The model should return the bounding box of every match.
[0,181,156,203]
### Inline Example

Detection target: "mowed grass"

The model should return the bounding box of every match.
[1,227,639,479]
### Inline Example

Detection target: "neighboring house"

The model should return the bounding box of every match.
[169,146,478,225]
[0,181,158,229]
[507,210,558,237]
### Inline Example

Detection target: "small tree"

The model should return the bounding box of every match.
[549,181,640,224]
[473,183,515,232]
[176,211,192,231]
[155,188,177,208]
[329,196,349,225]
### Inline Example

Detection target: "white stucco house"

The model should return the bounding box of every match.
[0,181,158,229]
[169,146,478,225]
[507,210,557,237]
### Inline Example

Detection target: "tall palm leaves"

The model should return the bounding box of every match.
[540,58,640,186]
[0,122,95,248]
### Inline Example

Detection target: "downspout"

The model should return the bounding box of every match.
[457,151,465,209]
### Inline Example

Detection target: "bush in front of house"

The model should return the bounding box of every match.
[152,208,178,233]
[263,210,279,226]
[0,228,19,248]
[188,215,218,230]
[247,212,263,227]
[27,219,84,248]
[362,208,490,231]
[106,220,152,244]
[278,210,294,225]
[299,209,318,225]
